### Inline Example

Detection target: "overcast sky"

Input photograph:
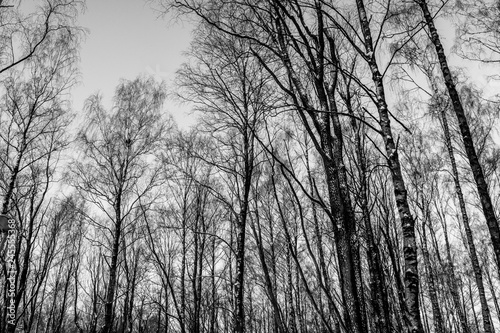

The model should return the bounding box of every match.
[71,0,195,127]
[70,0,499,140]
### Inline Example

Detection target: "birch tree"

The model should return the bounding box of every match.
[68,76,168,333]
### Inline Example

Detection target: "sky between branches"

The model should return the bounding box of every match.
[71,0,500,140]
[71,0,194,128]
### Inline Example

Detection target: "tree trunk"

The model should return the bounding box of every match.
[271,7,366,331]
[233,129,253,333]
[210,220,217,333]
[420,220,444,333]
[483,253,500,326]
[102,188,124,333]
[232,200,247,332]
[344,84,391,333]
[417,0,500,275]
[126,250,139,333]
[440,208,471,333]
[467,278,480,330]
[356,1,423,331]
[436,76,494,333]
[250,212,286,333]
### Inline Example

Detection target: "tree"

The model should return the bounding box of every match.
[0,0,84,75]
[454,0,500,63]
[157,0,429,331]
[68,76,168,333]
[416,0,500,278]
[0,6,80,330]
[1,1,498,332]
[393,33,496,332]
[176,22,270,332]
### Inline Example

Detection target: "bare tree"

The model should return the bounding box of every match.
[68,76,168,333]
[175,22,272,332]
[416,0,500,278]
[0,0,84,75]
[0,10,79,330]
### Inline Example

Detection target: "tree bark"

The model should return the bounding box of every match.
[355,1,423,331]
[417,0,500,275]
[439,208,471,333]
[343,82,391,333]
[420,218,444,333]
[233,125,254,333]
[483,253,500,326]
[270,8,366,330]
[435,77,494,333]
[102,186,123,333]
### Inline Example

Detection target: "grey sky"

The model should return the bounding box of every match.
[69,1,499,141]
[71,0,195,127]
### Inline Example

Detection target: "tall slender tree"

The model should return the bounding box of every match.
[68,76,168,333]
[176,23,270,332]
[416,0,500,276]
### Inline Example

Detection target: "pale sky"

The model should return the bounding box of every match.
[69,1,499,139]
[71,0,195,127]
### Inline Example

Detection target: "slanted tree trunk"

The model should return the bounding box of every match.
[126,249,139,333]
[438,207,471,333]
[250,209,286,333]
[467,278,480,330]
[417,0,500,275]
[435,76,494,333]
[482,252,500,325]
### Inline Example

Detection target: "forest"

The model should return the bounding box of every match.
[0,0,499,332]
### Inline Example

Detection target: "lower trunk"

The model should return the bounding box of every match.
[126,253,139,333]
[462,220,494,333]
[102,204,123,333]
[421,223,444,333]
[442,213,471,333]
[347,95,391,333]
[468,279,480,330]
[286,251,298,333]
[233,195,250,333]
[438,87,494,333]
[483,256,500,325]
[382,218,406,332]
[210,228,217,333]
[323,154,364,333]
[251,216,286,333]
